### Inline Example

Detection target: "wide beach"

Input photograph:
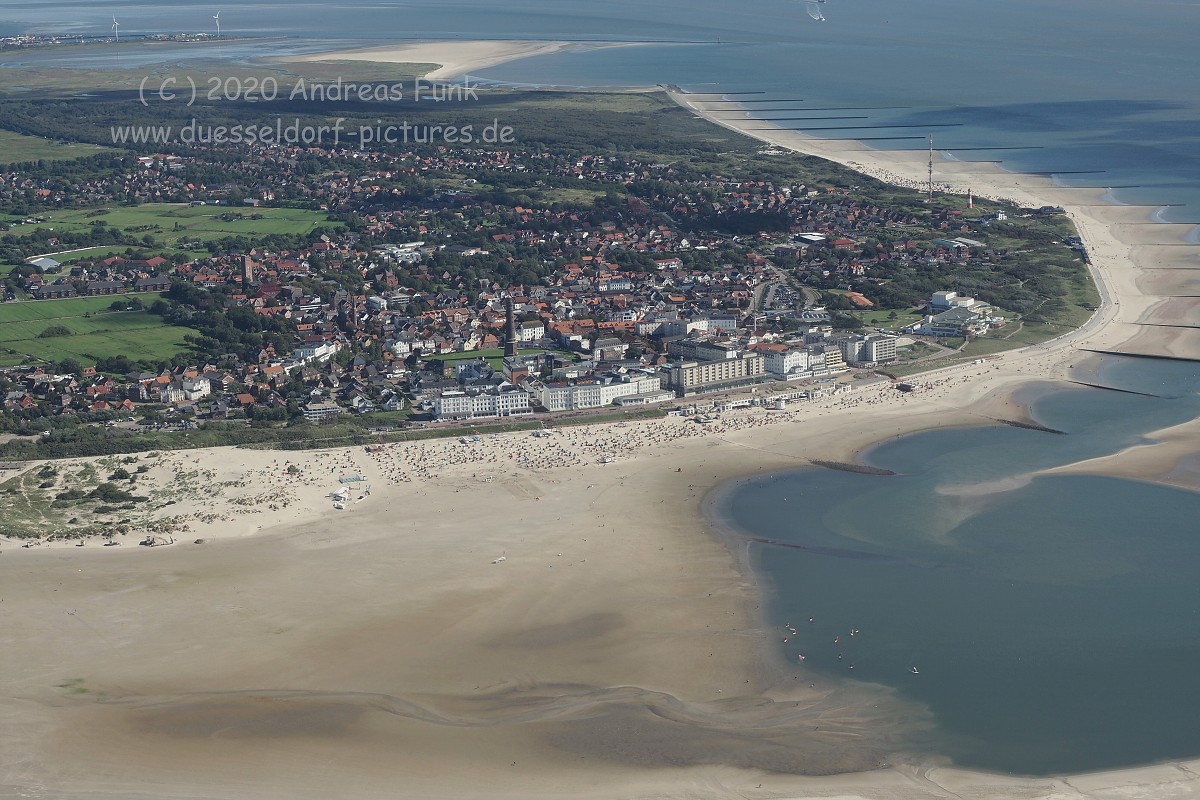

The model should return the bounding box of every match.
[283,39,640,82]
[3,44,1200,800]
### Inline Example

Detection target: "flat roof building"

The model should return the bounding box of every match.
[667,353,766,396]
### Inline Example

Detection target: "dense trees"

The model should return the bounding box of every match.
[156,280,297,364]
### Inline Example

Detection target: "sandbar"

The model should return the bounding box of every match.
[282,39,638,81]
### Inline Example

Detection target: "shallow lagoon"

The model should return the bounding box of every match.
[718,358,1200,774]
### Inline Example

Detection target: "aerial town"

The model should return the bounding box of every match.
[0,141,1054,443]
[8,11,1195,798]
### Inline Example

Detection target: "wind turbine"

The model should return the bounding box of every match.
[213,11,221,38]
[112,16,120,43]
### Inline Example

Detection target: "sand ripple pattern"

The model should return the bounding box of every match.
[104,681,922,774]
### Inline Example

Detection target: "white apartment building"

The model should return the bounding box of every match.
[179,376,212,401]
[158,384,185,405]
[807,344,847,372]
[597,276,633,292]
[433,386,532,421]
[518,320,545,342]
[294,341,341,364]
[762,348,812,378]
[603,307,641,323]
[531,373,662,412]
[704,315,740,333]
[837,334,898,365]
[303,400,343,423]
[863,335,898,363]
[668,353,766,395]
[668,338,739,363]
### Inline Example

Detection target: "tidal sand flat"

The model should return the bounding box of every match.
[283,40,638,82]
[2,386,1005,798]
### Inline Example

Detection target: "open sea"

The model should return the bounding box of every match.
[3,0,1200,220]
[4,0,1200,776]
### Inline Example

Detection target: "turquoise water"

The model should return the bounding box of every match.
[717,358,1200,774]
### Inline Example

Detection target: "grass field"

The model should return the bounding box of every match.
[530,188,609,206]
[0,295,162,324]
[17,204,342,259]
[0,129,110,165]
[852,307,924,331]
[16,245,188,266]
[0,294,195,367]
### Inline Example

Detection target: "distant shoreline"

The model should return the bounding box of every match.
[0,35,293,59]
[277,39,647,82]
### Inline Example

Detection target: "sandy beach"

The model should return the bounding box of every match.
[0,373,1059,799]
[2,73,1200,800]
[284,39,638,82]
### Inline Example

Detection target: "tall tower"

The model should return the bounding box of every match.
[504,297,519,358]
[927,134,934,203]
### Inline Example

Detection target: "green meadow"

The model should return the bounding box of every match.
[0,294,194,367]
[0,129,111,165]
[26,203,340,252]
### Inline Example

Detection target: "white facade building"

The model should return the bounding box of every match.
[863,335,898,363]
[518,320,545,342]
[930,291,978,313]
[433,386,532,421]
[531,373,662,412]
[837,334,898,365]
[294,341,341,364]
[303,400,343,423]
[668,354,766,395]
[762,348,812,379]
[179,376,212,401]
